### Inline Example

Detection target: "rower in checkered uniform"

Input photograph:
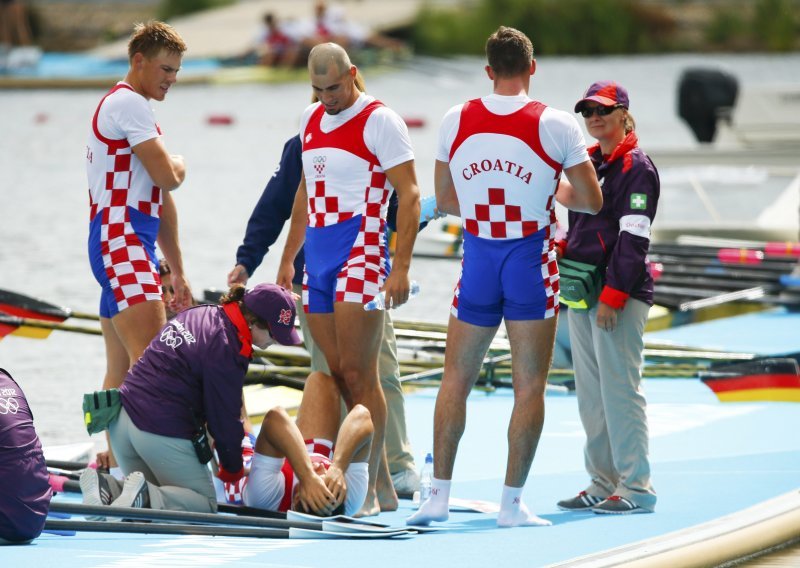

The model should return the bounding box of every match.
[277,43,420,517]
[408,27,602,529]
[242,371,371,517]
[84,22,193,471]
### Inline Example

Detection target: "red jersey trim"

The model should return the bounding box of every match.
[91,83,134,152]
[302,100,384,165]
[277,438,334,512]
[449,98,563,176]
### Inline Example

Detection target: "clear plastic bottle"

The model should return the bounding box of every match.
[363,280,420,311]
[419,452,433,503]
[419,195,439,222]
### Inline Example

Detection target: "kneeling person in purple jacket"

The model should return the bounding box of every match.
[0,368,52,544]
[80,283,302,514]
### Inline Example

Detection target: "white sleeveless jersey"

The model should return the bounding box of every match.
[440,94,588,240]
[299,94,414,228]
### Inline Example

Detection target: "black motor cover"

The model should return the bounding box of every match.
[677,68,739,143]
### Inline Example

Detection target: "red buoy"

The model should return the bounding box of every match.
[207,114,234,126]
[403,117,425,128]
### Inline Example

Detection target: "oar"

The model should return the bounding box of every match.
[0,288,99,321]
[49,502,411,536]
[45,459,97,471]
[48,474,80,494]
[218,503,393,529]
[49,501,320,531]
[678,287,768,311]
[0,314,101,338]
[44,518,291,539]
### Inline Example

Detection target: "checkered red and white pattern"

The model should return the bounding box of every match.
[335,178,391,304]
[447,98,563,241]
[224,476,248,504]
[449,259,464,317]
[540,221,560,318]
[88,84,163,312]
[305,438,334,458]
[278,437,335,511]
[464,187,543,239]
[308,178,355,227]
[302,101,391,229]
[301,100,394,305]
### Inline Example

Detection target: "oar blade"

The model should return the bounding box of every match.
[0,288,69,322]
[11,326,55,339]
[289,526,413,539]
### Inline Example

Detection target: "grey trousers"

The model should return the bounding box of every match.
[109,407,217,513]
[294,285,416,474]
[567,298,657,511]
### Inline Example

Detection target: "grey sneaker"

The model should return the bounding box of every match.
[557,491,604,511]
[110,471,150,509]
[391,468,420,497]
[80,469,122,521]
[592,495,650,515]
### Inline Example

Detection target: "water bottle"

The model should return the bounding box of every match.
[363,280,420,311]
[419,452,433,503]
[419,195,441,223]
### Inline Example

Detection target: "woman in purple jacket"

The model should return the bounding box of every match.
[0,368,52,544]
[555,81,659,515]
[80,283,302,514]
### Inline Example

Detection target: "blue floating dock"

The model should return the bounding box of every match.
[5,310,800,566]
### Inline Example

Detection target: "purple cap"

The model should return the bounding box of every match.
[242,283,302,346]
[574,81,630,112]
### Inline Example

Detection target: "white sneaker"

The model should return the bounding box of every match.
[110,471,150,509]
[79,469,122,521]
[391,468,420,496]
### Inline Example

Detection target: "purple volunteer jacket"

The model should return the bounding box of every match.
[564,131,660,308]
[0,368,52,542]
[120,304,248,474]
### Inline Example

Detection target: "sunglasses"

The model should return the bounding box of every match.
[580,105,622,118]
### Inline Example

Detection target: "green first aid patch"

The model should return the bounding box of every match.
[630,193,647,209]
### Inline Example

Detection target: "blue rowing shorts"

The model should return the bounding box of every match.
[303,215,390,313]
[451,229,558,326]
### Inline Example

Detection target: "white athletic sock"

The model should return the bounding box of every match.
[406,477,451,526]
[497,485,551,528]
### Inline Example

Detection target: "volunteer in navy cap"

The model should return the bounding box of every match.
[80,283,302,515]
[555,80,659,515]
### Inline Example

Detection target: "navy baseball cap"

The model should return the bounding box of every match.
[574,81,630,112]
[243,284,302,346]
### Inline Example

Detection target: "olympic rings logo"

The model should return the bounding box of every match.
[160,327,183,349]
[312,156,326,164]
[0,397,20,414]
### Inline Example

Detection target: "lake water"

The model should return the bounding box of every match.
[1,52,799,451]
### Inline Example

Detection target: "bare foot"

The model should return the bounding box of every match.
[355,492,381,517]
[378,483,398,512]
